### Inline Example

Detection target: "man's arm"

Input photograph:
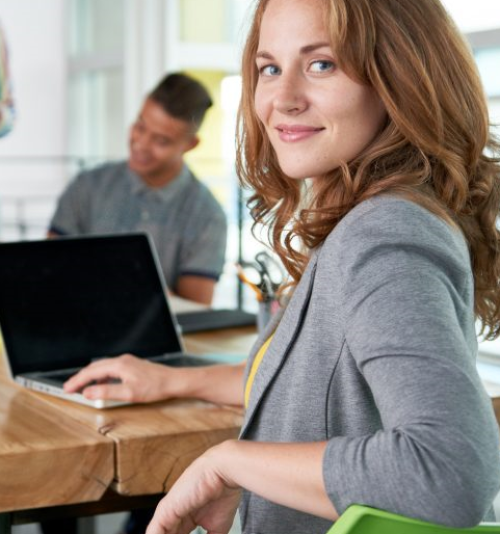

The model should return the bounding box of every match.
[176,275,216,305]
[176,188,227,305]
[48,171,90,236]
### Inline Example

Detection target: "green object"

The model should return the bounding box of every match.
[326,505,500,534]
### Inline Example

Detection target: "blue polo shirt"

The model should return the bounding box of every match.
[49,161,227,290]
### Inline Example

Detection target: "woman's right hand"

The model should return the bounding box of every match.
[63,354,186,403]
[145,441,241,534]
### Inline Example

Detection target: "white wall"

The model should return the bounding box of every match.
[0,0,66,158]
[0,0,68,239]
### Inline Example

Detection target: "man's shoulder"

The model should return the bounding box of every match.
[76,160,129,185]
[183,169,225,215]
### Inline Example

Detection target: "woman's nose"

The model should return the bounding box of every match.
[273,74,307,114]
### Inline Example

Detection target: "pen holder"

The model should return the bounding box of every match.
[257,298,279,333]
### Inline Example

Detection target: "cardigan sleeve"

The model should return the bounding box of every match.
[322,198,500,527]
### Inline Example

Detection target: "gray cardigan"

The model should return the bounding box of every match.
[239,196,500,534]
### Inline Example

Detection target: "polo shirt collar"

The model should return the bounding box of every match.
[127,164,191,203]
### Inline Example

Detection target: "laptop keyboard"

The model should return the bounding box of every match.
[37,353,217,386]
[40,369,81,383]
[176,308,256,334]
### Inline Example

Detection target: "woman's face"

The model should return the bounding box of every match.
[254,0,387,180]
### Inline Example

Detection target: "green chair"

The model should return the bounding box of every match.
[326,505,500,534]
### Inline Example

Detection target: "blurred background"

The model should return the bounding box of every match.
[0,2,499,533]
[0,0,498,327]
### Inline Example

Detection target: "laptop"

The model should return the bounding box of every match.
[0,233,218,409]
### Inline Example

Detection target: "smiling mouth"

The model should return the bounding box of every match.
[275,125,325,142]
[130,152,152,165]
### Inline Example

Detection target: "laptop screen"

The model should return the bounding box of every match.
[0,233,183,375]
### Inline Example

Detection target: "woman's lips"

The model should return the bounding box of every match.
[275,124,325,142]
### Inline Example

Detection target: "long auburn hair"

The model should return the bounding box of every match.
[236,0,500,339]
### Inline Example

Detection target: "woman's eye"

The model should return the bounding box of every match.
[309,60,335,73]
[259,64,281,76]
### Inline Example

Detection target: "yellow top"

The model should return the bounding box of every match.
[244,335,274,408]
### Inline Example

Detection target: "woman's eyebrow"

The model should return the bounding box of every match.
[300,42,331,54]
[256,42,331,60]
[256,51,274,60]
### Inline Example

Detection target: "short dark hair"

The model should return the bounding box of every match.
[149,72,213,132]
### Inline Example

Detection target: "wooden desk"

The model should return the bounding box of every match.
[4,324,500,532]
[0,376,114,513]
[0,326,257,532]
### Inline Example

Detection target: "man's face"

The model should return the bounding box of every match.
[128,98,198,185]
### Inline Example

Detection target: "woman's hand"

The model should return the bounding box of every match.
[63,354,184,403]
[146,441,241,534]
[145,439,338,534]
[64,355,246,406]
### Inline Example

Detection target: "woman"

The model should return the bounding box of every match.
[66,0,500,532]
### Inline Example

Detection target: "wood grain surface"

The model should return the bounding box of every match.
[2,322,500,514]
[0,377,113,512]
[0,328,254,506]
[32,325,256,496]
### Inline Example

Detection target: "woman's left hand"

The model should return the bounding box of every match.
[145,441,241,534]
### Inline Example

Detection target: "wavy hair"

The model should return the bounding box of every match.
[236,0,500,339]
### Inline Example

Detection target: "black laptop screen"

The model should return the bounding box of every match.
[0,233,183,375]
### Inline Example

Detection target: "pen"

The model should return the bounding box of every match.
[236,263,264,302]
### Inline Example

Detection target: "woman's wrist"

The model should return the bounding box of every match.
[159,365,219,401]
[164,364,245,406]
[157,365,199,400]
[208,439,242,489]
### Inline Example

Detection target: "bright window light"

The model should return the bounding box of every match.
[441,0,500,32]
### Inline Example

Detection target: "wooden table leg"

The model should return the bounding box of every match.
[0,513,11,534]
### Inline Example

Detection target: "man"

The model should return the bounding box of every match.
[49,72,227,304]
[41,75,226,534]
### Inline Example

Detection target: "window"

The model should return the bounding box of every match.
[68,0,125,159]
[65,0,261,310]
[467,32,500,357]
